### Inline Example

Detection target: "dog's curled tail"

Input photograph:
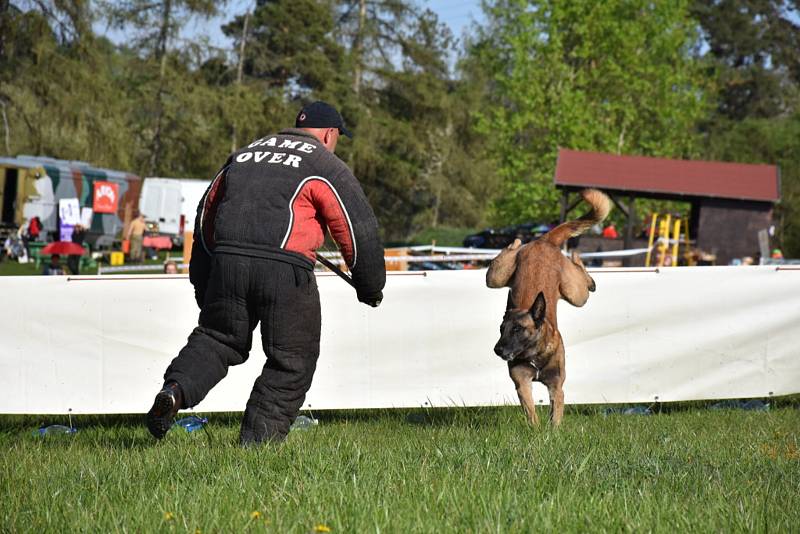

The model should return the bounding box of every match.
[543,188,611,247]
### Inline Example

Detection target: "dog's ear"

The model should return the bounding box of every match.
[530,291,546,327]
[486,239,522,289]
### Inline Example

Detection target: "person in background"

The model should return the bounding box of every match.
[67,224,87,275]
[602,223,619,239]
[126,213,147,263]
[42,254,65,276]
[2,235,15,261]
[21,216,40,260]
[164,261,179,274]
[28,216,41,240]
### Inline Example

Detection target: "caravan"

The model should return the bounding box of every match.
[0,155,142,247]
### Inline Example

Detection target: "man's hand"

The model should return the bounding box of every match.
[358,290,382,308]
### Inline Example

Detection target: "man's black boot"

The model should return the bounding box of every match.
[146,382,184,439]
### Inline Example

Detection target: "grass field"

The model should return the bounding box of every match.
[0,250,180,277]
[1,402,798,533]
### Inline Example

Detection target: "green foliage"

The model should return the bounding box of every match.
[224,0,346,94]
[690,0,800,120]
[471,0,708,225]
[0,0,493,241]
[689,0,800,256]
[1,0,799,247]
[405,225,477,247]
[1,406,798,531]
[700,113,800,256]
[101,0,220,58]
[344,3,498,239]
[0,7,134,167]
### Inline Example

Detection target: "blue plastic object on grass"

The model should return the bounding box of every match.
[290,415,318,431]
[710,400,769,411]
[173,416,208,433]
[34,425,77,436]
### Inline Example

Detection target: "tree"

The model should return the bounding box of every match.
[346,6,500,239]
[100,0,223,175]
[692,0,800,256]
[1,0,500,241]
[470,0,707,225]
[224,0,347,96]
[691,0,800,120]
[0,2,136,167]
[336,0,416,95]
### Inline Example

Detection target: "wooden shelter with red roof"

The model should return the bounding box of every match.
[554,149,780,265]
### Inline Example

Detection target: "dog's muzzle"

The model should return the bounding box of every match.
[494,344,513,361]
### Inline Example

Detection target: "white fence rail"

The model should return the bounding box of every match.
[1,267,798,414]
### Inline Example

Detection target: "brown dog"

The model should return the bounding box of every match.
[487,189,611,426]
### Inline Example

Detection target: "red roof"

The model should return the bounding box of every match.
[554,149,780,202]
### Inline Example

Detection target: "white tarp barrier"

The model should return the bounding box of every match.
[0,267,798,414]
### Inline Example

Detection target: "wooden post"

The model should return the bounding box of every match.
[384,247,409,271]
[182,231,192,274]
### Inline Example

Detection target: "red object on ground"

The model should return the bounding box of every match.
[143,235,174,250]
[41,241,86,256]
[602,225,619,239]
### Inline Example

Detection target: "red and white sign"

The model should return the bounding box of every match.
[93,181,119,214]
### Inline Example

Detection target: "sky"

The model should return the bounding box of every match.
[93,1,484,56]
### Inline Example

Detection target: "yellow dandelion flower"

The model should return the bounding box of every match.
[163,512,175,521]
[250,511,262,520]
[313,524,331,533]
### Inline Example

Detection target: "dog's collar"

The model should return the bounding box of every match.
[531,361,541,380]
[528,360,541,381]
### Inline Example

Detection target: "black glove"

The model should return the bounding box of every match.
[357,290,383,308]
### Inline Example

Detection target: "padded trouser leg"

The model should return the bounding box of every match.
[164,256,256,407]
[240,266,321,444]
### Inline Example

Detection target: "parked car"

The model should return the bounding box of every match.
[463,223,552,249]
[408,260,464,271]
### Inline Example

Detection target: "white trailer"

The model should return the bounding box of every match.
[139,177,210,244]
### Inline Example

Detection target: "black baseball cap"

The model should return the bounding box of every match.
[295,101,353,138]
